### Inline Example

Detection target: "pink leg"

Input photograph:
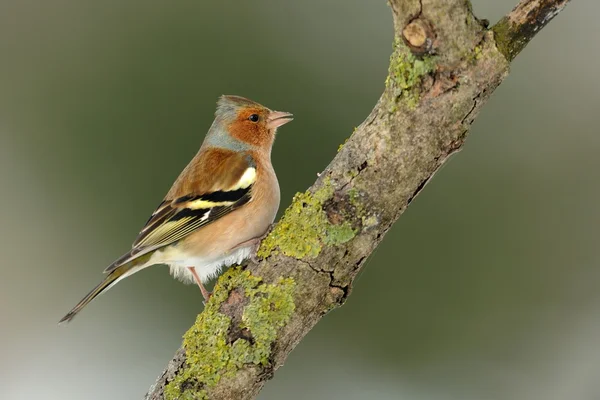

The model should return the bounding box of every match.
[188,267,211,302]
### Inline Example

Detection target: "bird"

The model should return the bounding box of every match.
[59,95,293,323]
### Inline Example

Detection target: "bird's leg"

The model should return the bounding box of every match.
[188,267,211,302]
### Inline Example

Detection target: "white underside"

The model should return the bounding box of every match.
[137,245,254,284]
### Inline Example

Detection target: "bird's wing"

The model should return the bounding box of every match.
[104,150,256,272]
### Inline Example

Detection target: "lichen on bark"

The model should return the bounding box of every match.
[164,268,295,400]
[258,178,355,259]
[385,38,437,110]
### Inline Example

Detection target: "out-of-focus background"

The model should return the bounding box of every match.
[1,1,598,399]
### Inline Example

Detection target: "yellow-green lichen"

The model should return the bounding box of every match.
[164,268,296,400]
[386,38,436,110]
[463,44,484,65]
[258,179,356,259]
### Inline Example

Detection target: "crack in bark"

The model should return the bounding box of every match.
[340,160,368,192]
[461,92,482,125]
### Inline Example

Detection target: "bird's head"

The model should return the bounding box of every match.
[207,95,293,151]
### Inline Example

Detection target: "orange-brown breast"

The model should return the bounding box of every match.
[178,149,280,258]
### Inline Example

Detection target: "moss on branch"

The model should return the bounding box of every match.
[492,0,570,62]
[492,17,526,62]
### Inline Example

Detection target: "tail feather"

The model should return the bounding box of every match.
[58,267,129,324]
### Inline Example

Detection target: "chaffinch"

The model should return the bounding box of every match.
[59,95,293,323]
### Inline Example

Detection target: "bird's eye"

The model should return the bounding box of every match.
[248,114,259,122]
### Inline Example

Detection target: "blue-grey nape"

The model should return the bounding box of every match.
[203,120,251,152]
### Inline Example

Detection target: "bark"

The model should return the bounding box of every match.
[145,0,572,399]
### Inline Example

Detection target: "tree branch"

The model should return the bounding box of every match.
[145,0,572,398]
[492,0,572,61]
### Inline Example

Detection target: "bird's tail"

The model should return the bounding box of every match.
[58,264,133,324]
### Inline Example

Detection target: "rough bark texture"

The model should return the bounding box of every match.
[145,0,572,399]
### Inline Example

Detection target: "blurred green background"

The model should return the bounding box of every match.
[1,1,599,399]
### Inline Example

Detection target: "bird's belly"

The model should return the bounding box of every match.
[149,245,253,284]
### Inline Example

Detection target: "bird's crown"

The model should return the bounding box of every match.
[216,95,268,119]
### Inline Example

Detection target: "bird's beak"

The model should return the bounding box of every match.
[267,110,294,129]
